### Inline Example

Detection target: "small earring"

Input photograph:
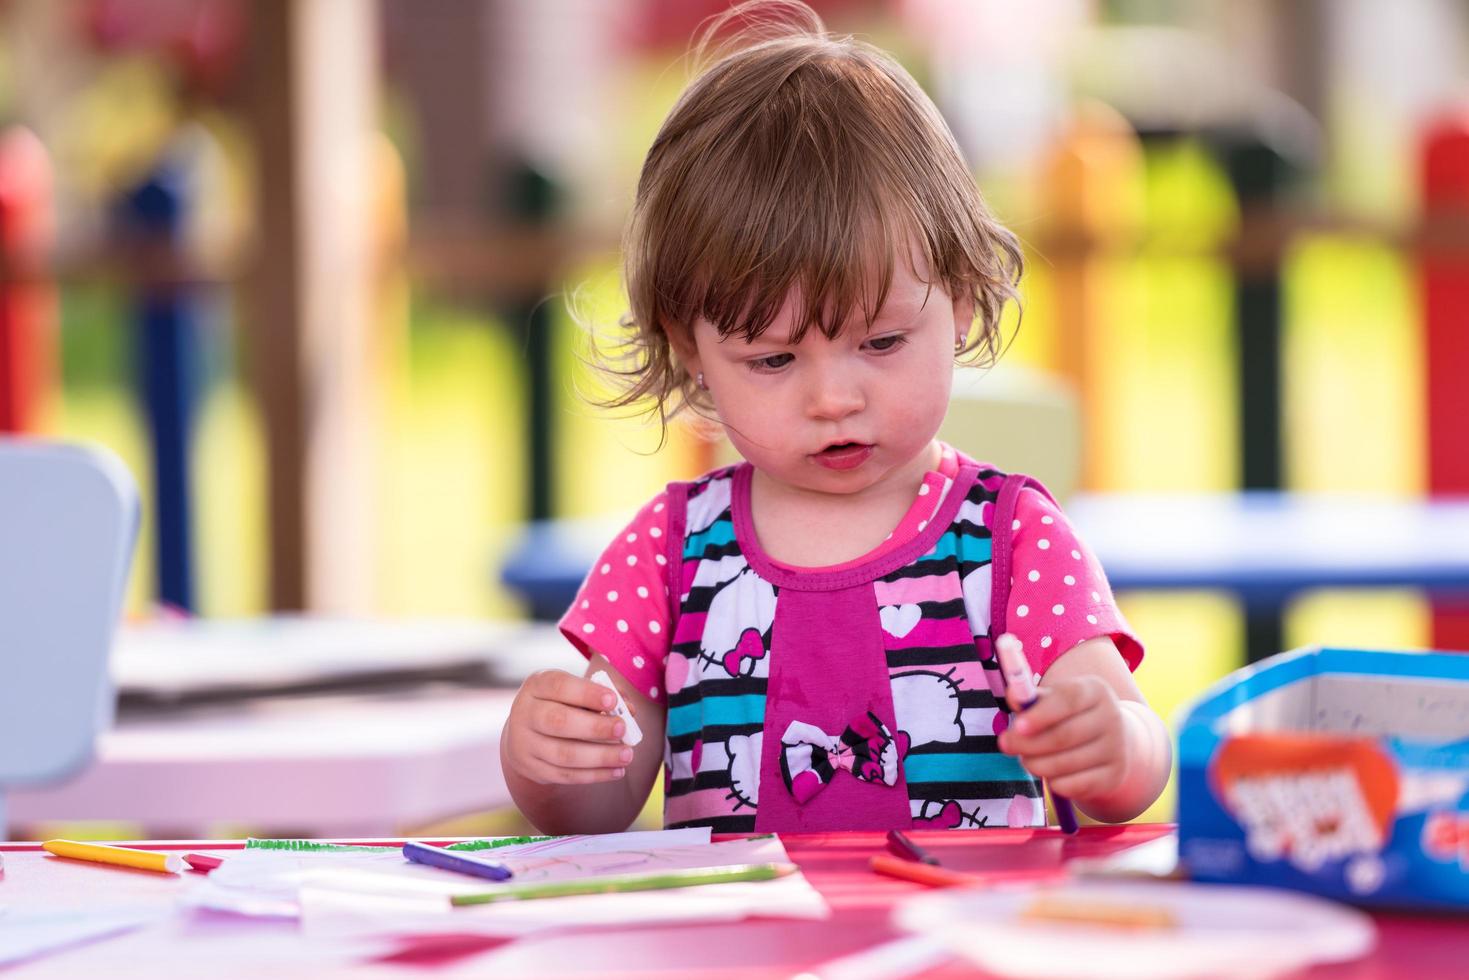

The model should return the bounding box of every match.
[696,371,707,390]
[954,336,965,352]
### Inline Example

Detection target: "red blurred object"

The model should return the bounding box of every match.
[0,127,56,434]
[1421,113,1469,651]
[182,852,223,872]
[627,0,871,51]
[79,0,244,94]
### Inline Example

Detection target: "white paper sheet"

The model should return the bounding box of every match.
[300,835,829,939]
[181,832,829,938]
[0,907,163,967]
[185,828,716,915]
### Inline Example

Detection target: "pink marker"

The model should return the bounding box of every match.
[995,633,1079,834]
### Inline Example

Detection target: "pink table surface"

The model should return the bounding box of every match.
[1,827,1464,978]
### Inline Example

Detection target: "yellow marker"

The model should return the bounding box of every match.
[43,839,185,874]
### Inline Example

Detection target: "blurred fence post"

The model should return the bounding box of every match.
[1217,130,1306,663]
[1223,138,1295,495]
[1041,104,1142,490]
[247,0,380,611]
[496,160,570,621]
[504,161,561,527]
[0,127,57,434]
[1421,113,1469,651]
[123,143,208,613]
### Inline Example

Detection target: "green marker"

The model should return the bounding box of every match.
[449,862,797,906]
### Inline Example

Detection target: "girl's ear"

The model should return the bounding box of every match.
[951,290,977,348]
[666,321,702,380]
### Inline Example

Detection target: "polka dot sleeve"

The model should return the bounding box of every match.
[557,491,674,704]
[1005,487,1143,677]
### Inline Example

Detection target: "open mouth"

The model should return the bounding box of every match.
[813,442,874,469]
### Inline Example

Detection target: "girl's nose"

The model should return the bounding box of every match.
[806,366,865,421]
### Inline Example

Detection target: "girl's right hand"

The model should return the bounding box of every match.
[502,669,637,785]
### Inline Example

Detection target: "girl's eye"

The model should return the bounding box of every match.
[748,352,794,372]
[865,334,907,353]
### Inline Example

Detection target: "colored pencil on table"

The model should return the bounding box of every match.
[869,853,1067,888]
[404,840,513,882]
[886,829,940,865]
[449,861,796,906]
[42,839,185,874]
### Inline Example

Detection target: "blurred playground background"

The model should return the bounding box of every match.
[2,0,1468,828]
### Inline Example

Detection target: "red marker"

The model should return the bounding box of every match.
[183,853,223,872]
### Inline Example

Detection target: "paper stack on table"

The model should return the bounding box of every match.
[181,830,830,938]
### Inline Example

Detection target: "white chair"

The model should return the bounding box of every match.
[0,439,139,838]
[939,363,1080,502]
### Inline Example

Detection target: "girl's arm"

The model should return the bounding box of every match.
[997,636,1172,824]
[501,652,667,835]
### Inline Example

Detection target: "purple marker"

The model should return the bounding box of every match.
[403,841,514,881]
[995,633,1080,834]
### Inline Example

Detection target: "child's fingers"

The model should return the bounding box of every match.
[1046,765,1117,801]
[525,761,628,785]
[1002,703,1105,756]
[584,658,645,719]
[1009,677,1108,735]
[529,669,619,713]
[1005,693,1083,741]
[1015,738,1113,782]
[531,697,625,743]
[531,733,635,774]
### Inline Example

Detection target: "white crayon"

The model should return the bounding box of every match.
[591,670,643,746]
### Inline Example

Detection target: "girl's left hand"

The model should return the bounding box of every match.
[997,673,1130,803]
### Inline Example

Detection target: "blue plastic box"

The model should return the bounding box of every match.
[1177,647,1469,911]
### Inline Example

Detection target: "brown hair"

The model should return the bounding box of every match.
[589,0,1022,438]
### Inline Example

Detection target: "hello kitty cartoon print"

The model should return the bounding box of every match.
[658,462,1047,832]
[691,555,775,679]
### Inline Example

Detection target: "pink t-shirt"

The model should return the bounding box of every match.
[559,447,1140,704]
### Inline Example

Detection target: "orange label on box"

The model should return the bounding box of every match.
[1211,735,1399,877]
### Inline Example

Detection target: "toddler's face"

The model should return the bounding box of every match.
[687,257,968,501]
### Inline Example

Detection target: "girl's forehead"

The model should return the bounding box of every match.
[700,266,940,345]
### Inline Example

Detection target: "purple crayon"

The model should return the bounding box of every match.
[403,841,514,882]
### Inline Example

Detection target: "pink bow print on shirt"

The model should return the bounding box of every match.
[722,627,767,677]
[779,711,909,804]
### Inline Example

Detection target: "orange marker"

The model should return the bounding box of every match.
[870,853,1068,888]
[870,853,978,887]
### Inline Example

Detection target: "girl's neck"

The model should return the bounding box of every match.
[746,441,942,568]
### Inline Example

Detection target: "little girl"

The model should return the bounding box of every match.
[502,1,1171,834]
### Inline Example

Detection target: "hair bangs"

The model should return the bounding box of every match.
[693,198,916,348]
